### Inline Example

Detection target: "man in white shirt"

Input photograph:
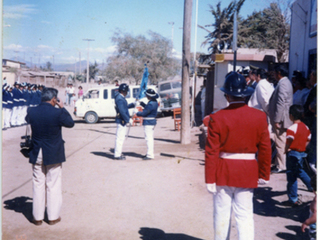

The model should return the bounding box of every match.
[248,68,274,135]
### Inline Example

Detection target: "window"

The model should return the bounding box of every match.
[111,89,118,99]
[111,88,130,98]
[172,82,181,89]
[160,83,171,91]
[87,90,99,99]
[103,89,108,99]
[133,88,140,99]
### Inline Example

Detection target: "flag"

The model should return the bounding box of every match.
[138,65,149,99]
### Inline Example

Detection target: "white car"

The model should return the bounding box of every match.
[73,85,160,123]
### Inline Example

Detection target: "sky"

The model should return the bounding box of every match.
[3,0,273,68]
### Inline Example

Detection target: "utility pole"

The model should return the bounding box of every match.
[83,39,95,87]
[181,0,193,144]
[52,55,54,71]
[191,0,198,127]
[79,52,81,75]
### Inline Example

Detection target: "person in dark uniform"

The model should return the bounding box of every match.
[25,87,74,226]
[136,89,159,160]
[11,82,21,126]
[114,83,135,160]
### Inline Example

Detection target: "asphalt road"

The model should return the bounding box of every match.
[1,103,314,240]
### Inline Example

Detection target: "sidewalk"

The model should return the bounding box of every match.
[2,110,314,240]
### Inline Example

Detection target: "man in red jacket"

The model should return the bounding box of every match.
[205,71,271,240]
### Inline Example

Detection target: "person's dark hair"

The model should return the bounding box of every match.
[296,77,307,88]
[257,68,268,79]
[274,64,289,77]
[41,87,58,102]
[250,69,258,75]
[289,104,304,120]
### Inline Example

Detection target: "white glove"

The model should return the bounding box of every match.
[258,178,269,185]
[129,118,133,125]
[206,183,217,193]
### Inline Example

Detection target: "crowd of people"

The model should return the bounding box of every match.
[204,65,317,240]
[2,81,45,130]
[2,65,317,238]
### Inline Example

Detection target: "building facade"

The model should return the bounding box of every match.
[289,0,317,79]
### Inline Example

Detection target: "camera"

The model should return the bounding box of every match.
[20,135,32,149]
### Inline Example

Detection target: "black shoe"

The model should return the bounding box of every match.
[114,155,126,160]
[142,156,153,160]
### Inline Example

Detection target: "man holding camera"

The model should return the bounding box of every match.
[25,87,74,226]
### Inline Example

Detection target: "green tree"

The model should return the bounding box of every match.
[103,30,181,85]
[84,61,99,81]
[41,61,53,71]
[201,0,246,54]
[241,2,291,62]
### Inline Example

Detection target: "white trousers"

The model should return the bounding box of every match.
[144,125,155,158]
[32,149,62,221]
[214,186,254,240]
[114,123,127,158]
[10,106,19,126]
[19,105,28,124]
[3,108,12,128]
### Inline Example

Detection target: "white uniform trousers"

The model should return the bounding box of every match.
[144,125,155,158]
[19,105,28,124]
[114,123,127,158]
[214,186,254,240]
[10,106,19,126]
[3,108,12,128]
[32,149,62,221]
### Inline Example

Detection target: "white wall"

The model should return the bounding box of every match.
[289,0,317,79]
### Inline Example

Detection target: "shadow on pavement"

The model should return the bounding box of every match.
[138,227,204,240]
[276,225,309,239]
[160,153,204,162]
[91,151,145,160]
[254,187,311,239]
[3,196,33,223]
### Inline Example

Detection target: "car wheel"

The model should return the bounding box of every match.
[85,111,98,124]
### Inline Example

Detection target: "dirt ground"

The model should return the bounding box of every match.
[1,85,315,240]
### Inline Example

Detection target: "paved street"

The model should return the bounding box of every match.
[2,104,314,240]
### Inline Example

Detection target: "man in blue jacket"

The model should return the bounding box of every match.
[136,88,159,160]
[114,83,135,160]
[25,87,74,226]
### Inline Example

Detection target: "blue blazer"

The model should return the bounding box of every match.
[114,92,134,126]
[137,100,158,125]
[25,102,75,165]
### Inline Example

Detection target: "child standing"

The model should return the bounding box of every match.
[78,86,83,98]
[285,104,313,206]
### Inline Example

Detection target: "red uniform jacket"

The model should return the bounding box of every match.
[205,102,271,188]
